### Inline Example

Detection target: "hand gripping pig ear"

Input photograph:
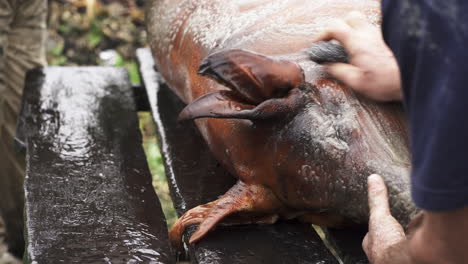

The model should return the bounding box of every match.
[178,49,306,121]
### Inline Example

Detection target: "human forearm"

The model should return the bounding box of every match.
[408,208,468,264]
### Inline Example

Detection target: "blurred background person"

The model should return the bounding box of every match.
[0,0,47,261]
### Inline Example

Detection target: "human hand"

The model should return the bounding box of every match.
[314,12,402,101]
[362,174,407,263]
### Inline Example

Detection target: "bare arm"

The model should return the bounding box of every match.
[364,175,468,264]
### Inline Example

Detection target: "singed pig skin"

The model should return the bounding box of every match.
[146,0,418,247]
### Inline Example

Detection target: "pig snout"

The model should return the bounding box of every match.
[179,49,312,121]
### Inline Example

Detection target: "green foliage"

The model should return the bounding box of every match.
[113,55,141,85]
[145,137,165,180]
[50,55,68,66]
[46,1,147,65]
[50,41,64,56]
[86,20,104,48]
[58,23,72,35]
[126,61,141,84]
[139,112,178,228]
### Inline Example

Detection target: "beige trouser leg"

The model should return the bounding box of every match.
[0,217,6,258]
[0,0,46,258]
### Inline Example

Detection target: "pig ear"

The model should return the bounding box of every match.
[198,49,304,104]
[178,91,255,121]
[178,89,305,121]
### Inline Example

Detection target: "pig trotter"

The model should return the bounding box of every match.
[168,201,215,250]
[169,181,284,249]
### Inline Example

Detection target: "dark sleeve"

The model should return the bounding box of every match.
[382,0,468,211]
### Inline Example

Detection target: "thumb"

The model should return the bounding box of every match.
[323,62,364,89]
[367,174,391,218]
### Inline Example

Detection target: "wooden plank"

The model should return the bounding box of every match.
[17,67,174,264]
[137,48,338,264]
[326,227,368,264]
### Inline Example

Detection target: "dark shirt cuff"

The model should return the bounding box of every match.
[412,183,468,211]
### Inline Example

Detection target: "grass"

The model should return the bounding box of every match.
[138,112,178,228]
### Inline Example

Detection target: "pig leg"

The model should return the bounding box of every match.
[169,181,284,248]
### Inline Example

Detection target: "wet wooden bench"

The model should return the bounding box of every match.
[16,67,173,263]
[15,49,370,263]
[136,48,370,264]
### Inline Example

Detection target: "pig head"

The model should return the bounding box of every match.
[146,0,418,248]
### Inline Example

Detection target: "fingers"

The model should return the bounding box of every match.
[313,19,352,43]
[367,175,407,239]
[368,174,391,218]
[314,11,368,43]
[362,232,370,255]
[364,174,407,263]
[323,62,364,89]
[345,11,368,29]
